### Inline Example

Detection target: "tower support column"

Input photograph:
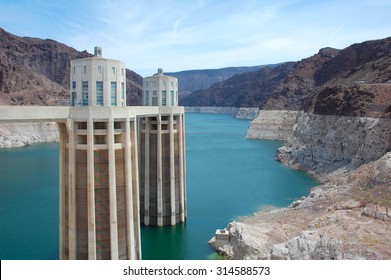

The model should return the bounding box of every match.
[124,118,135,259]
[157,114,163,226]
[169,113,176,225]
[87,118,96,259]
[143,117,150,226]
[57,122,66,260]
[178,114,186,222]
[67,120,77,259]
[108,118,119,259]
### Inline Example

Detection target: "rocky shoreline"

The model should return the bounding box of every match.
[209,109,391,260]
[0,122,59,148]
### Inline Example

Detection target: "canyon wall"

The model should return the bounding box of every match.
[185,106,259,120]
[246,110,391,173]
[275,113,391,173]
[245,110,300,140]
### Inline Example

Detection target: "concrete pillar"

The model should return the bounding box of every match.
[144,117,150,226]
[87,118,96,259]
[124,118,135,259]
[169,113,176,225]
[157,114,163,226]
[108,118,119,259]
[178,114,186,222]
[57,122,66,260]
[67,120,77,259]
[131,119,142,259]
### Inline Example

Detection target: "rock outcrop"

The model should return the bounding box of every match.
[276,112,391,172]
[245,110,300,140]
[0,122,59,148]
[185,106,259,120]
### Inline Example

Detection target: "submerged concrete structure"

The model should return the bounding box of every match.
[0,49,186,260]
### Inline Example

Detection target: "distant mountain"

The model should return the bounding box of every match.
[0,27,143,106]
[180,63,295,107]
[166,65,266,96]
[264,38,391,117]
[181,37,391,118]
[1,26,390,117]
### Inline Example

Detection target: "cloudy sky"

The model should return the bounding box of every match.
[1,0,391,76]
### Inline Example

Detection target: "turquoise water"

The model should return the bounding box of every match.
[0,113,317,260]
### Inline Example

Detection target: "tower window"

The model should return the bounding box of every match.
[170,91,174,106]
[98,66,102,74]
[82,81,88,106]
[111,82,117,106]
[121,82,125,100]
[162,90,167,106]
[112,67,116,75]
[83,66,87,74]
[96,81,103,105]
[72,81,76,89]
[145,90,149,105]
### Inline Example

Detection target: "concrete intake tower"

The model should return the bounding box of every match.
[0,47,187,260]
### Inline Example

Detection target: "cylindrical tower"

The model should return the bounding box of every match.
[70,47,126,107]
[142,68,179,106]
[58,109,142,260]
[60,48,141,259]
[139,69,186,226]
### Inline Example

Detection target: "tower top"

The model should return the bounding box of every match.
[94,46,102,57]
[157,68,163,75]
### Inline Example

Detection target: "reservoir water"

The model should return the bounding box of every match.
[0,113,317,260]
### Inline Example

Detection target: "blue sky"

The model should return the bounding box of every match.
[1,0,391,76]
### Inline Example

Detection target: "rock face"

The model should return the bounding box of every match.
[0,27,91,105]
[0,122,59,148]
[245,110,300,140]
[185,106,259,120]
[276,112,391,172]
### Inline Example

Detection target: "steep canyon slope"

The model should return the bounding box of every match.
[209,37,391,259]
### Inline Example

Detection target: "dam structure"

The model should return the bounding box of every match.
[0,48,186,260]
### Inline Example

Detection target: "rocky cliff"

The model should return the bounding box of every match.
[245,110,300,140]
[210,109,391,259]
[276,112,391,173]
